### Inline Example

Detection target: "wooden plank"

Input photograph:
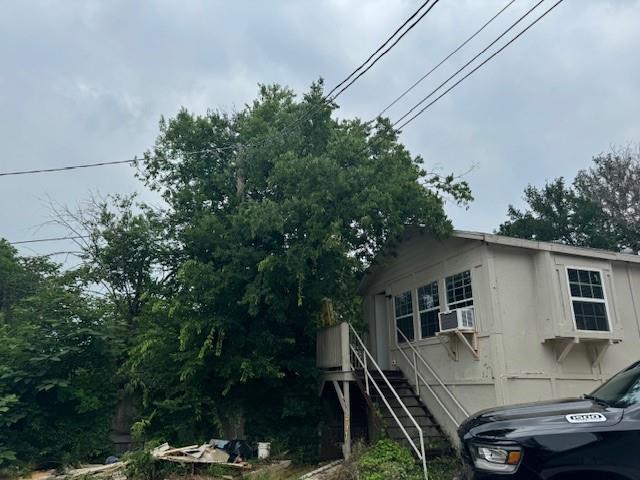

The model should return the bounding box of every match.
[332,380,347,413]
[156,456,249,468]
[299,461,343,480]
[556,338,579,363]
[62,463,125,478]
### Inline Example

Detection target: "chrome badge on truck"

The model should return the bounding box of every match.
[565,413,607,424]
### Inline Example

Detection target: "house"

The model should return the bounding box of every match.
[316,230,640,467]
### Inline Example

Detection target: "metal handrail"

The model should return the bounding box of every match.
[348,323,428,480]
[396,327,469,420]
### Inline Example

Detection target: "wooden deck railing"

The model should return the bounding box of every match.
[316,322,350,371]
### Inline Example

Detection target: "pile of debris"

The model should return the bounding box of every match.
[152,440,252,468]
[23,462,126,480]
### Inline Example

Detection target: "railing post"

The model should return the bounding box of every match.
[342,380,351,459]
[413,351,419,397]
[341,322,350,372]
[364,354,370,395]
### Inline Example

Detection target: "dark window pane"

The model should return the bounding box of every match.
[397,315,415,343]
[573,300,609,331]
[568,269,604,300]
[420,310,440,338]
[417,281,439,311]
[568,269,579,282]
[394,291,413,318]
[570,283,581,297]
[579,270,591,283]
[446,270,473,309]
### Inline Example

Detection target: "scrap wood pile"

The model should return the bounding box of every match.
[23,462,127,480]
[152,442,250,468]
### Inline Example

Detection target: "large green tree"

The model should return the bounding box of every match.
[0,241,117,469]
[112,82,471,458]
[499,146,639,252]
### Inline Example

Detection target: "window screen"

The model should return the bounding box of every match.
[394,290,414,343]
[417,281,440,338]
[446,270,473,310]
[567,268,610,332]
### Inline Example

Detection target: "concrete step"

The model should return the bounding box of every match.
[371,393,425,408]
[394,437,452,458]
[385,424,442,438]
[355,366,453,458]
[381,413,437,429]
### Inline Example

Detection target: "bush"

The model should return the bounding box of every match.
[356,440,422,480]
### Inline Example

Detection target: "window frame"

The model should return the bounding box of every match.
[445,270,474,311]
[565,266,612,333]
[393,290,415,343]
[416,280,441,339]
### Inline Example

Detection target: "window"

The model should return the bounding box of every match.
[446,270,473,310]
[567,268,610,332]
[417,281,440,338]
[394,290,414,343]
[590,363,640,408]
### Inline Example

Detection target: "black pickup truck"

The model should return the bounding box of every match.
[458,361,640,480]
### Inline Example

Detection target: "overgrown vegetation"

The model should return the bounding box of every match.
[334,440,459,480]
[0,241,118,470]
[357,440,422,480]
[0,81,471,470]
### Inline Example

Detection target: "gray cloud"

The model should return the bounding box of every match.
[1,0,639,258]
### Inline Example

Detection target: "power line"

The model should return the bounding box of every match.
[0,158,139,177]
[0,148,222,178]
[325,0,435,99]
[392,0,547,127]
[0,2,446,180]
[328,0,442,102]
[9,235,90,245]
[396,0,565,130]
[378,0,517,117]
[224,1,445,160]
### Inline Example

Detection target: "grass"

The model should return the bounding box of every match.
[425,456,461,480]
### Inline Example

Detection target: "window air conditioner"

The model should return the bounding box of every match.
[439,307,475,333]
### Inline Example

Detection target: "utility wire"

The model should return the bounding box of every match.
[378,0,517,117]
[0,2,444,179]
[393,0,547,127]
[0,158,139,177]
[326,0,437,99]
[329,0,442,102]
[0,148,222,178]
[396,0,565,130]
[222,0,444,158]
[325,0,433,98]
[9,235,91,245]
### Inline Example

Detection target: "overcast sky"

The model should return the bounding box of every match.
[1,0,639,261]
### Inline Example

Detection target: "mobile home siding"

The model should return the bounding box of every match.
[362,233,640,444]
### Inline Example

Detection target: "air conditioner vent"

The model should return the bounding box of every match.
[439,307,475,333]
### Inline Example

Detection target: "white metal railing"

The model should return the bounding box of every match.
[396,327,469,428]
[348,323,429,480]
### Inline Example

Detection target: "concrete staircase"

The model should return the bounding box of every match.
[355,369,451,456]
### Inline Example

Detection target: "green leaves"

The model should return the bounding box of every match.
[499,146,640,252]
[120,82,468,459]
[0,248,117,468]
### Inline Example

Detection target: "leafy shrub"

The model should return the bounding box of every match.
[357,440,422,480]
[123,449,154,480]
[0,243,118,468]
